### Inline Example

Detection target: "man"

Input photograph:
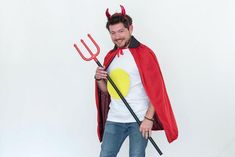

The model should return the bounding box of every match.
[94,5,178,157]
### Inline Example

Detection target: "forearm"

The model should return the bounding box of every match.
[140,102,155,139]
[95,66,108,92]
[96,80,108,93]
[145,102,155,119]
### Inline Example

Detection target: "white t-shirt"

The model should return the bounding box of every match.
[106,49,150,123]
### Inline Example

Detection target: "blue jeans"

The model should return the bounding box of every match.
[100,121,148,157]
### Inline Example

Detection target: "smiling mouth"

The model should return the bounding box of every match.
[116,40,123,44]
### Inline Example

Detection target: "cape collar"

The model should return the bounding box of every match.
[112,36,140,51]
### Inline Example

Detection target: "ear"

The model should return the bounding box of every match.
[129,25,133,34]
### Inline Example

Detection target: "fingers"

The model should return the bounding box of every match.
[95,67,107,80]
[140,120,153,139]
[147,130,152,137]
[142,130,151,139]
[140,127,152,139]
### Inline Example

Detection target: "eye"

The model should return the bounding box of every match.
[118,29,124,33]
[110,32,116,35]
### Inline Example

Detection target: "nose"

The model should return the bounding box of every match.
[112,33,121,40]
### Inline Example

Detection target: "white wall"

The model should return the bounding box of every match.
[0,0,235,157]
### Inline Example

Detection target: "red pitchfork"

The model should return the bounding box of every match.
[73,34,163,156]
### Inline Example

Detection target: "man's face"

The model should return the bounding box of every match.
[109,23,133,48]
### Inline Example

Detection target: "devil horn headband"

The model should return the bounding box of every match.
[120,5,126,16]
[105,5,126,19]
[105,8,111,19]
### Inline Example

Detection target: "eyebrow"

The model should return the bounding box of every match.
[110,28,126,34]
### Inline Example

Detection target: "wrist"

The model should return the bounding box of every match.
[94,75,102,81]
[144,116,154,122]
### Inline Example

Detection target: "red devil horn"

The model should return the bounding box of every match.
[120,5,126,16]
[105,8,111,19]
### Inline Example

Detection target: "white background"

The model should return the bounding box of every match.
[0,0,235,157]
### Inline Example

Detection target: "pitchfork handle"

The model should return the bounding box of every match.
[95,60,163,156]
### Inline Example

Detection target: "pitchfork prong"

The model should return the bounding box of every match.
[80,39,94,56]
[74,34,100,62]
[87,34,100,54]
[73,43,93,61]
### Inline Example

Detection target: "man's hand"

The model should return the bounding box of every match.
[95,66,107,80]
[95,66,108,92]
[139,118,153,139]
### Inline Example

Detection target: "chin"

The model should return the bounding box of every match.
[118,43,127,48]
[116,44,123,48]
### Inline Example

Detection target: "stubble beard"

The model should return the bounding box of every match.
[115,37,131,49]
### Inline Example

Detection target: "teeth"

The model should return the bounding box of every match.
[117,40,122,44]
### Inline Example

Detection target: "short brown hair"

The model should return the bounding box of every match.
[106,13,132,30]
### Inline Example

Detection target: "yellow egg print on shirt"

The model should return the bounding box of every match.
[107,68,130,99]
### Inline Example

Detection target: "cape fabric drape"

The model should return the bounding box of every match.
[95,36,178,143]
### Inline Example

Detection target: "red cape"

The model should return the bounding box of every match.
[95,37,178,143]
